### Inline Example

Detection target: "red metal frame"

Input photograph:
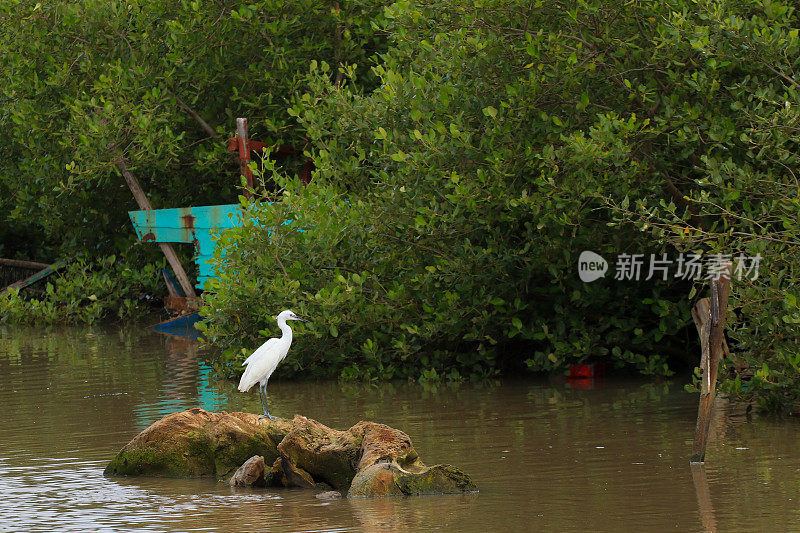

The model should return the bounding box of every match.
[228,118,313,193]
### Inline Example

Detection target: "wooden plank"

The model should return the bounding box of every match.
[157,244,197,299]
[0,258,50,270]
[2,261,66,294]
[163,296,199,313]
[116,158,198,300]
[128,204,242,243]
[690,264,732,464]
[117,159,154,211]
[129,204,244,290]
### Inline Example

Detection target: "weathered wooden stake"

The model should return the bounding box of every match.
[115,158,198,303]
[690,263,732,464]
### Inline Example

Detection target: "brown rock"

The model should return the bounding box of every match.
[277,415,361,490]
[352,422,420,472]
[315,490,342,500]
[348,463,404,497]
[348,462,476,497]
[103,408,291,478]
[266,456,285,487]
[105,409,476,497]
[270,455,317,489]
[229,455,266,487]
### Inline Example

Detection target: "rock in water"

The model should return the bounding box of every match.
[105,408,477,497]
[103,408,290,478]
[276,416,362,490]
[229,455,267,487]
[349,462,476,497]
[315,490,342,500]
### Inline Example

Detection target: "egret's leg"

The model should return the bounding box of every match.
[258,382,269,417]
[258,381,275,420]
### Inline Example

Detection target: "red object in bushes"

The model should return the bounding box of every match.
[568,362,606,379]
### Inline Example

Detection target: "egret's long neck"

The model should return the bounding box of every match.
[277,317,293,342]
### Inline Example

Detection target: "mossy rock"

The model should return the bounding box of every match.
[394,464,477,495]
[348,462,477,497]
[104,408,290,478]
[105,409,477,497]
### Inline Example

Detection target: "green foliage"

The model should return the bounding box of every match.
[0,0,388,320]
[2,0,798,409]
[555,0,800,411]
[0,0,388,257]
[201,0,800,410]
[201,0,700,381]
[0,254,163,324]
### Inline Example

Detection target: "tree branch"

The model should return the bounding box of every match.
[174,93,218,139]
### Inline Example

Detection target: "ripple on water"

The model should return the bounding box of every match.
[2,326,800,532]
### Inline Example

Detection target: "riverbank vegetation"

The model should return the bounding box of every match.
[2,1,799,411]
[0,0,386,321]
[0,254,164,324]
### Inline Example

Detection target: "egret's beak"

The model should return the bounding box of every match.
[296,317,308,323]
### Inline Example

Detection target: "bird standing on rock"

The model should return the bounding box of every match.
[238,310,307,419]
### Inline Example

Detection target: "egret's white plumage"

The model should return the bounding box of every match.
[238,309,306,419]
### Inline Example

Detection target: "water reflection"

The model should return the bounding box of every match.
[1,325,800,531]
[691,464,717,533]
[347,493,478,531]
[132,333,228,429]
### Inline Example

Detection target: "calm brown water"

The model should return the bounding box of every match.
[1,325,799,532]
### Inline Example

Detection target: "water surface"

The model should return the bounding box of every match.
[1,325,799,531]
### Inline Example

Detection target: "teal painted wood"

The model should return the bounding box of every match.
[128,204,243,290]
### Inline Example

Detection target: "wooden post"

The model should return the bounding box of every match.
[236,118,254,198]
[115,158,198,302]
[690,263,732,464]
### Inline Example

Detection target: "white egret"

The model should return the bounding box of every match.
[238,309,307,419]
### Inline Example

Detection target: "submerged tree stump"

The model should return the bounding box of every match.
[104,408,477,498]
